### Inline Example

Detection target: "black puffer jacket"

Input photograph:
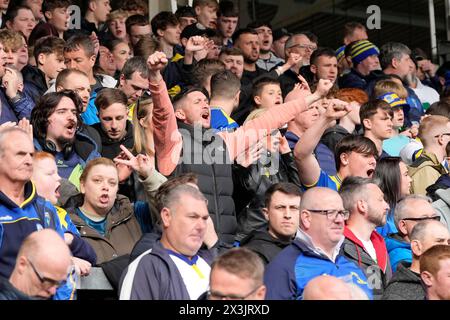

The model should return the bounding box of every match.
[172,121,237,245]
[232,151,300,241]
[240,230,292,265]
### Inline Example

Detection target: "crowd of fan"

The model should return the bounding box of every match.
[1,0,450,301]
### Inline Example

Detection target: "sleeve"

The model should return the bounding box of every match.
[10,91,35,120]
[149,79,183,176]
[138,170,167,198]
[264,257,298,300]
[68,234,97,265]
[220,98,306,161]
[302,170,333,190]
[129,256,164,300]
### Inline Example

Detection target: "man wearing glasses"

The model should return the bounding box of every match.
[408,115,450,195]
[339,177,392,299]
[385,195,442,272]
[0,230,73,300]
[264,187,372,300]
[207,248,266,300]
[279,32,318,97]
[382,219,450,300]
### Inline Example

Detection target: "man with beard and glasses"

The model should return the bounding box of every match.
[339,177,392,299]
[30,90,100,189]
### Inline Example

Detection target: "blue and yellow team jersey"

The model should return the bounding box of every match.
[210,107,239,132]
[303,170,342,191]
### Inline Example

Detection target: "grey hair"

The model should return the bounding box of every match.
[120,56,150,79]
[161,184,207,212]
[284,32,318,52]
[379,42,411,70]
[394,194,433,228]
[410,220,432,242]
[0,127,29,156]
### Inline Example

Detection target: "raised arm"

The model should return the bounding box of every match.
[147,52,182,176]
[221,79,333,161]
[294,99,351,186]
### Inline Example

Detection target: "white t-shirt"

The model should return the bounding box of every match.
[169,253,210,300]
[360,239,378,263]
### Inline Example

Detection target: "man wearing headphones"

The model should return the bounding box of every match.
[30,90,101,189]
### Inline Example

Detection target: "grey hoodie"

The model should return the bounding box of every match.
[381,261,425,300]
[432,188,450,232]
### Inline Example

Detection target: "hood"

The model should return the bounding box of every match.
[240,230,292,248]
[66,193,133,226]
[385,233,410,252]
[426,174,450,202]
[93,121,134,147]
[22,65,47,91]
[344,227,388,272]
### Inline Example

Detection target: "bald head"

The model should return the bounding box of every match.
[303,275,368,300]
[410,220,450,258]
[18,229,71,263]
[11,229,72,299]
[300,187,342,211]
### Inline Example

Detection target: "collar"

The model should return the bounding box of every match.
[166,249,199,265]
[0,181,37,209]
[295,228,344,262]
[344,226,388,271]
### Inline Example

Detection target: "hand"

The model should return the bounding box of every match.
[315,79,333,98]
[203,216,219,249]
[146,51,168,73]
[3,67,21,98]
[72,257,92,277]
[285,75,310,102]
[185,36,207,53]
[286,52,303,68]
[90,32,100,57]
[235,141,264,168]
[17,118,33,142]
[193,39,213,62]
[114,145,154,179]
[64,232,74,246]
[323,98,351,121]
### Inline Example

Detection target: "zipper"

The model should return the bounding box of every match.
[211,164,221,237]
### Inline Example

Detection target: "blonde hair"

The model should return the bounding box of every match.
[373,79,408,99]
[132,97,155,157]
[419,115,450,147]
[244,108,267,124]
[0,29,23,51]
[107,9,129,23]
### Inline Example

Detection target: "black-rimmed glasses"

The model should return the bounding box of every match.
[306,209,350,220]
[402,216,441,222]
[28,259,69,288]
[434,133,450,138]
